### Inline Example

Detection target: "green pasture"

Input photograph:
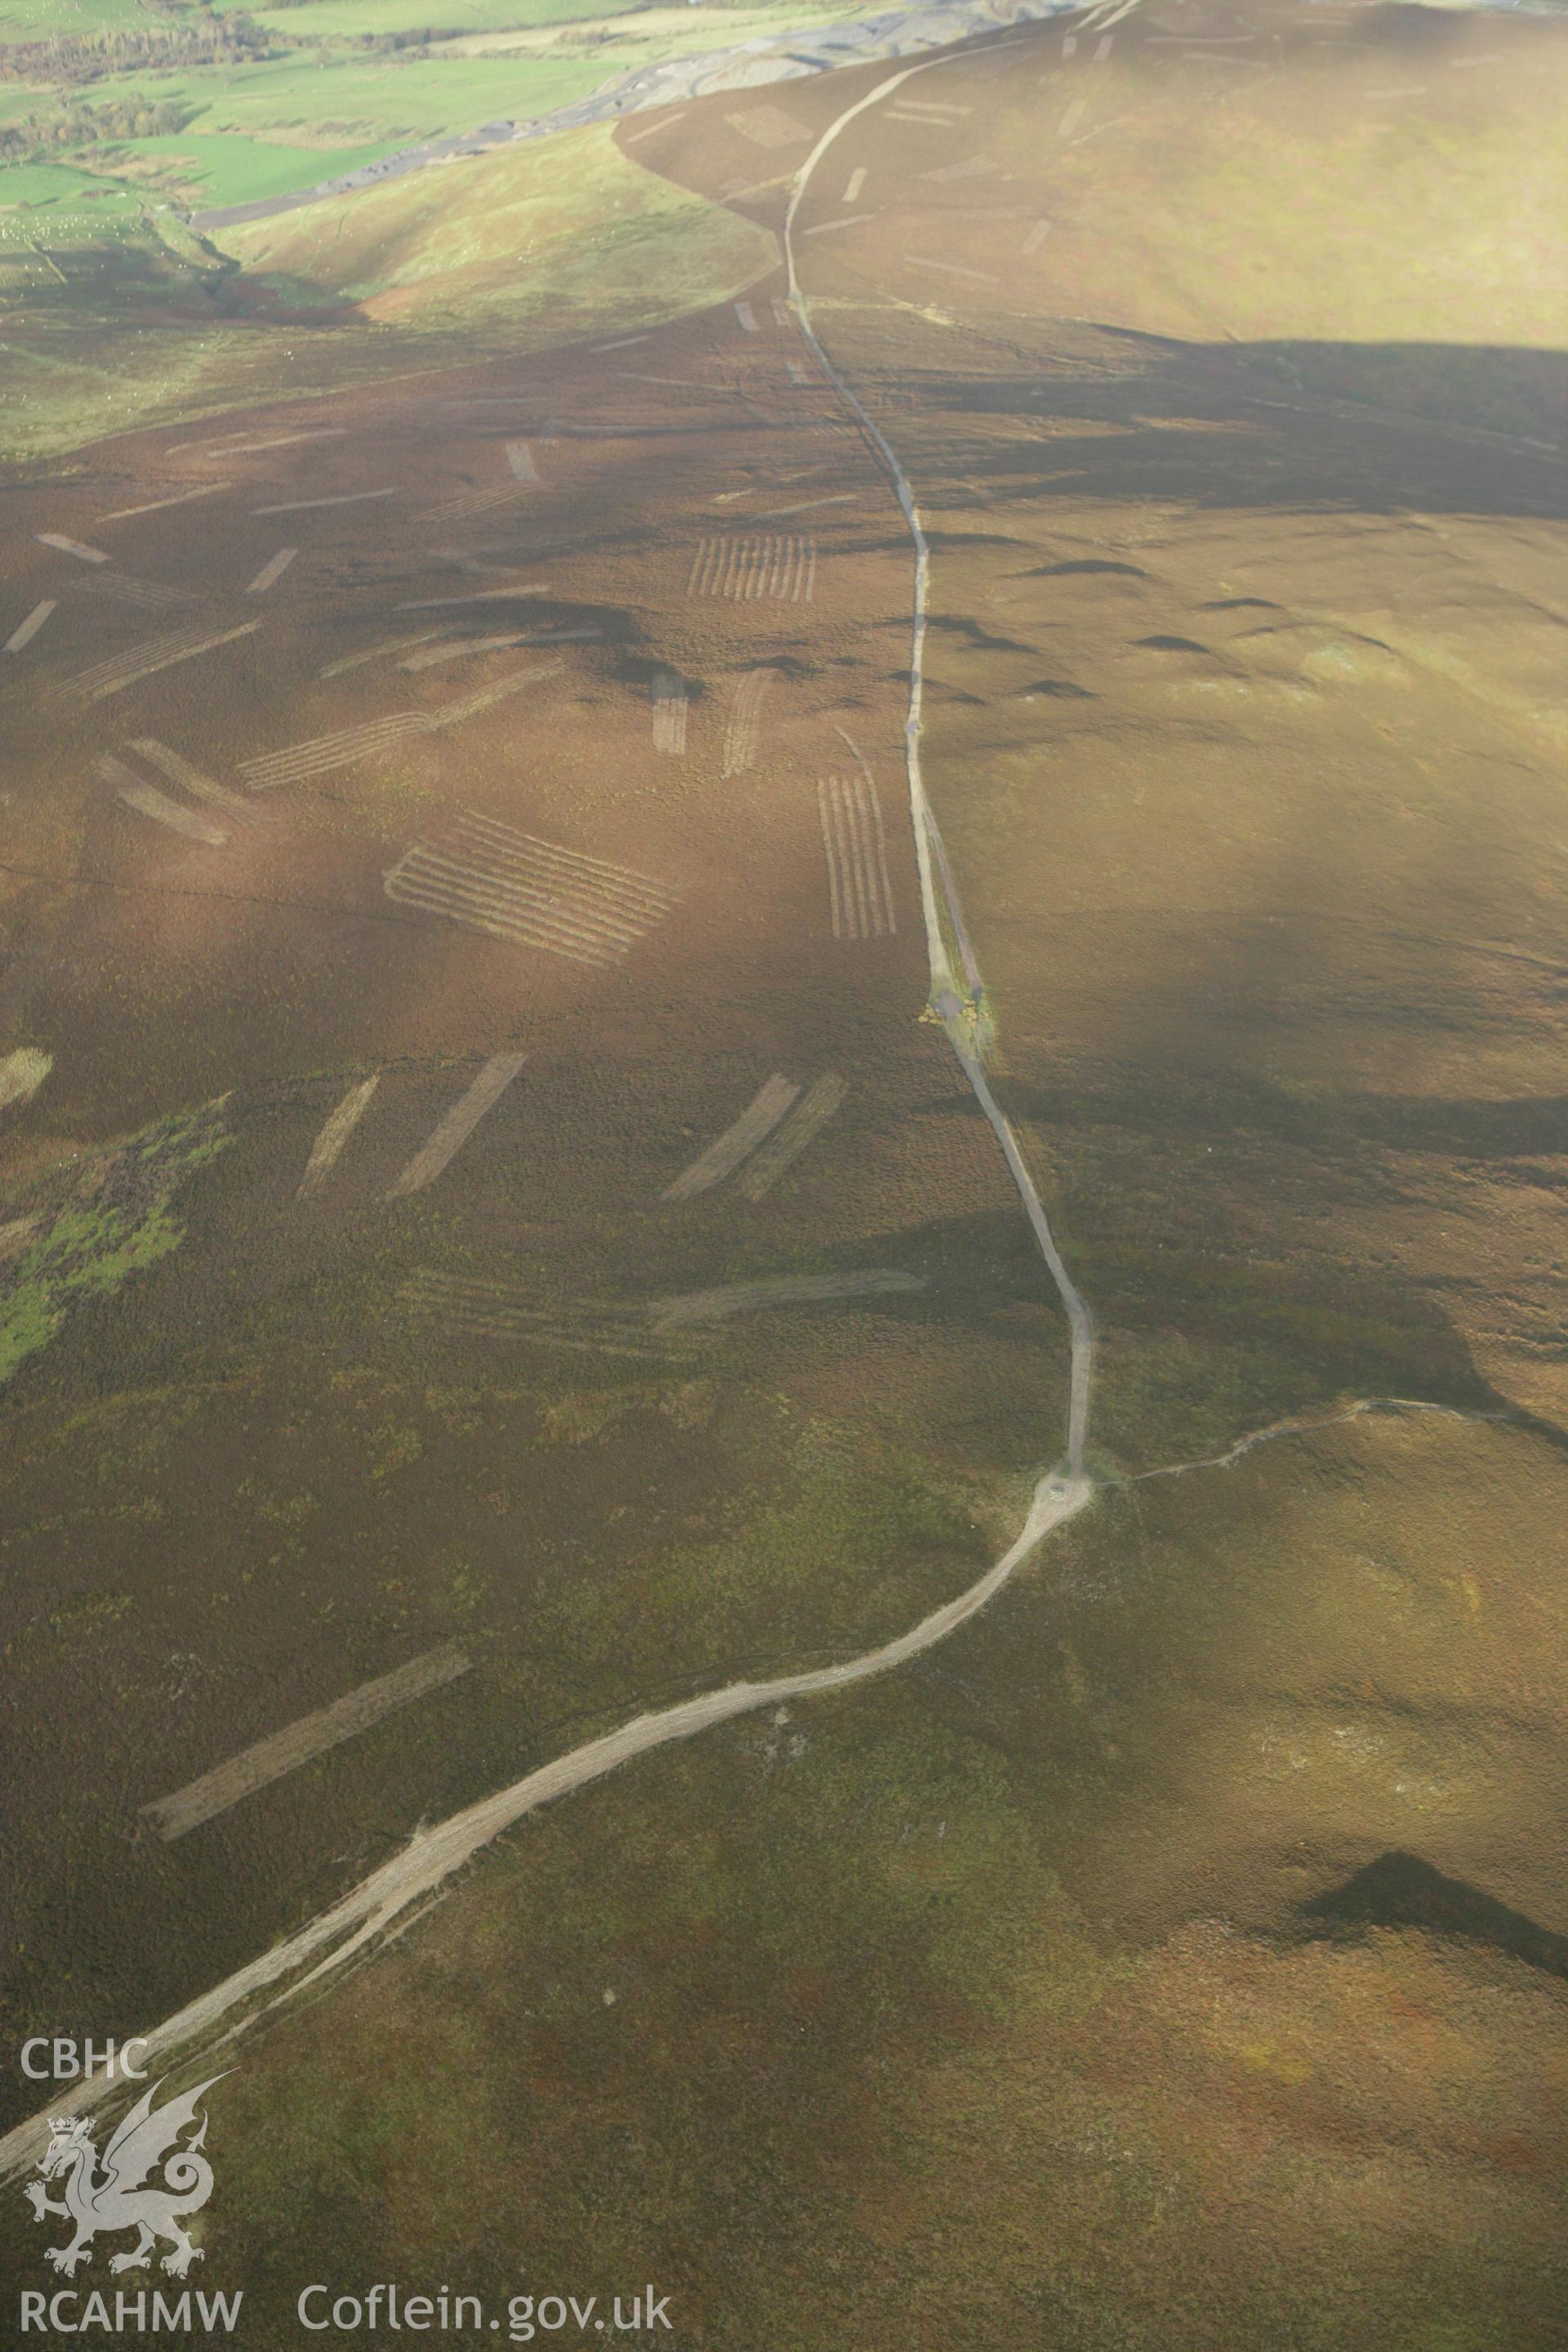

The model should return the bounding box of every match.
[76,47,608,135]
[0,0,620,32]
[0,159,140,206]
[6,56,609,212]
[0,0,875,212]
[95,126,419,209]
[0,86,50,128]
[11,47,657,212]
[239,0,640,35]
[0,0,146,34]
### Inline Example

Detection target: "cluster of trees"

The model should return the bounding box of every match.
[0,16,273,89]
[0,94,198,164]
[347,24,488,47]
[254,9,470,44]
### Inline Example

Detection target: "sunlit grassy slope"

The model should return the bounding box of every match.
[795,7,1568,386]
[757,0,1568,1458]
[0,123,776,458]
[216,118,777,329]
[993,49,1566,350]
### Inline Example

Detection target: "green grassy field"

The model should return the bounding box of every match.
[0,0,144,33]
[5,60,604,214]
[0,0,620,36]
[0,157,140,203]
[0,0,872,212]
[80,127,416,209]
[239,0,648,35]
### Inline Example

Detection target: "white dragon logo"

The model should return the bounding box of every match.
[24,2075,226,2278]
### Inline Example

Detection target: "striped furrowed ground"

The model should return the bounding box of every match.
[817,771,897,940]
[383,810,679,968]
[399,1270,702,1361]
[651,1268,925,1325]
[737,1073,849,1199]
[238,713,428,789]
[685,536,817,602]
[652,672,689,755]
[84,572,189,612]
[63,620,261,705]
[140,1644,471,1842]
[662,1074,800,1200]
[721,667,778,775]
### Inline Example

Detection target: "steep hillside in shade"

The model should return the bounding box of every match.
[0,122,777,459]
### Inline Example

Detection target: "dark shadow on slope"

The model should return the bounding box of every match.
[902,1080,1539,1433]
[995,1066,1568,1169]
[909,336,1568,524]
[1300,1851,1568,1984]
[926,612,1037,656]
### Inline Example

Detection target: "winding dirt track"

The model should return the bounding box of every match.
[785,61,1097,1472]
[0,1477,1091,2178]
[0,63,1101,2180]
